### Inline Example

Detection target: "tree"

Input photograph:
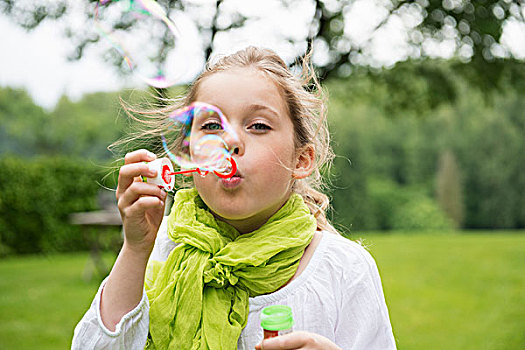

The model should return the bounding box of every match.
[2,0,524,110]
[303,0,525,112]
[0,86,137,160]
[436,149,464,228]
[0,87,50,156]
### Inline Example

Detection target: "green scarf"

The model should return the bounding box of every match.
[144,188,316,349]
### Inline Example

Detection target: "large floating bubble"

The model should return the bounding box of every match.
[94,0,181,88]
[162,102,239,177]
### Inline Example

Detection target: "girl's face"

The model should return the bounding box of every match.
[191,68,311,233]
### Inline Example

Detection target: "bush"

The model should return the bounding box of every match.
[367,178,409,230]
[0,156,114,254]
[391,197,454,231]
[368,178,453,231]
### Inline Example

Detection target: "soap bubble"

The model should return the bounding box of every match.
[162,102,239,175]
[94,0,181,88]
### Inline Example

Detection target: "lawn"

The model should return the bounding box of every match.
[0,253,116,350]
[0,231,524,349]
[351,231,525,350]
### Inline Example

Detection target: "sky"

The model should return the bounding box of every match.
[1,0,524,111]
[0,14,126,110]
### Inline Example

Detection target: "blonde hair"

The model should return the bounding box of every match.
[112,47,336,233]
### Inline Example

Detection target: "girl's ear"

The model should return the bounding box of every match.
[293,145,315,179]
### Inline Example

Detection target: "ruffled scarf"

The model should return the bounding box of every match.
[144,188,316,349]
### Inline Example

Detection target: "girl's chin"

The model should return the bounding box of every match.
[210,209,254,225]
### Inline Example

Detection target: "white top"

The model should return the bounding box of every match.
[72,219,396,349]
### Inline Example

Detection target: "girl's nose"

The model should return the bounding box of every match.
[222,131,243,156]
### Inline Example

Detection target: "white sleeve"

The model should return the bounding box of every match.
[71,217,173,350]
[71,278,149,350]
[335,242,397,349]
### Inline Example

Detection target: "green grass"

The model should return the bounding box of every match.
[0,232,524,349]
[0,253,116,350]
[349,231,525,350]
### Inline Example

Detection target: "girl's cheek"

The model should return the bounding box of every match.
[192,175,207,190]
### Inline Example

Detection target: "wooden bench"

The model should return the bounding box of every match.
[70,209,122,280]
[70,190,173,280]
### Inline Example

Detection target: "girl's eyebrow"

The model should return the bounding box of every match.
[243,103,280,119]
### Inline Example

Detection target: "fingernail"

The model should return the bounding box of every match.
[147,151,156,159]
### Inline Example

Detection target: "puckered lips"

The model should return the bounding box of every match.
[220,168,243,189]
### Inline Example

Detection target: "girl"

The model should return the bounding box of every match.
[72,47,396,349]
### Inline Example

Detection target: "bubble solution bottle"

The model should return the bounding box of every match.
[260,305,294,339]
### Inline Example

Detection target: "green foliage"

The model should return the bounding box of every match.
[366,178,453,231]
[48,93,127,159]
[328,130,373,232]
[0,86,124,160]
[0,86,178,255]
[436,150,464,228]
[326,65,525,231]
[0,86,187,161]
[366,178,407,230]
[0,87,50,156]
[3,0,525,112]
[0,156,110,254]
[2,59,525,235]
[368,61,459,116]
[453,89,524,229]
[391,196,454,231]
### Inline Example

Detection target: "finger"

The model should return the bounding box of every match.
[117,163,157,197]
[118,182,167,212]
[144,199,167,229]
[256,332,310,350]
[117,149,156,194]
[124,149,157,165]
[123,196,165,219]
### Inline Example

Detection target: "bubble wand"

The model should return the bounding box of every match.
[142,102,239,191]
[142,157,237,191]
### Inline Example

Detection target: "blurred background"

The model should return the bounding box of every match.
[0,0,524,349]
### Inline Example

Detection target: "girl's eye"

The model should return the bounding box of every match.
[201,121,223,131]
[250,122,271,131]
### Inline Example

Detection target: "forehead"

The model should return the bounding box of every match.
[194,68,289,118]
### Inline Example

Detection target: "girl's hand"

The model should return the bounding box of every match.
[255,331,342,350]
[116,149,167,254]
